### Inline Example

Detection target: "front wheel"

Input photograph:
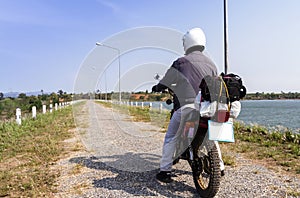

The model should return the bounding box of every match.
[191,143,221,198]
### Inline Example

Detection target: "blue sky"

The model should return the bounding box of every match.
[1,0,300,94]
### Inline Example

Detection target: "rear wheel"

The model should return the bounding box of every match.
[192,144,221,198]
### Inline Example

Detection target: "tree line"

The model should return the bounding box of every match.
[244,92,300,100]
[94,91,300,101]
[83,91,300,102]
[0,90,72,119]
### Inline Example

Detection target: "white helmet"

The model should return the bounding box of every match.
[183,28,206,53]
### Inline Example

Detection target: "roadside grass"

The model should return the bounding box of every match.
[0,105,76,197]
[97,101,300,175]
[220,122,300,175]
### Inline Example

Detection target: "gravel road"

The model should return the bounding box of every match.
[54,101,300,198]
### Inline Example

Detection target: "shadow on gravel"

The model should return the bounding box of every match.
[70,153,199,197]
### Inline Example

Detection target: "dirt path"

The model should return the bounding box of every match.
[53,101,300,197]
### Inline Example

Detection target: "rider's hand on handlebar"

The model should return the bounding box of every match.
[152,83,170,93]
[152,85,159,93]
[152,84,169,94]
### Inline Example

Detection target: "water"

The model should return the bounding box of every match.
[133,100,300,133]
[238,100,300,132]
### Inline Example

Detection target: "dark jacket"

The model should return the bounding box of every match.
[155,50,218,110]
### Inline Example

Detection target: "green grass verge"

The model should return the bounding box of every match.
[0,105,75,197]
[221,122,299,175]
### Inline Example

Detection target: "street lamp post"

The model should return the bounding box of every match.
[96,42,121,103]
[105,71,107,101]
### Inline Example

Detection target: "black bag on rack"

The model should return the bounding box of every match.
[220,73,246,102]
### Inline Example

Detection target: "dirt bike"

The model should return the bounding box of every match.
[165,93,222,198]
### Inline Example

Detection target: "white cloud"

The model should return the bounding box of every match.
[96,0,121,13]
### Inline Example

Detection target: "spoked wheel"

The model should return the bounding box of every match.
[192,144,221,198]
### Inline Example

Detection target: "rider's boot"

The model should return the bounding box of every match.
[156,171,173,183]
[221,170,225,176]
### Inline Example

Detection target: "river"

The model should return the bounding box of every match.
[142,100,300,133]
[238,100,300,132]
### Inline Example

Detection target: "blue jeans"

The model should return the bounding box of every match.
[160,108,182,171]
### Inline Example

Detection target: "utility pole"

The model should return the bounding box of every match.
[224,0,229,74]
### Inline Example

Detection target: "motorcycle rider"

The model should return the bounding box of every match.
[152,27,224,183]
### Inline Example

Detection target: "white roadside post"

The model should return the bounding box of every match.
[149,102,152,110]
[16,108,21,125]
[49,104,53,113]
[32,106,37,119]
[42,105,47,114]
[159,103,163,113]
[55,103,58,111]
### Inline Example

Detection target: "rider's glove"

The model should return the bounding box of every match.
[152,83,168,93]
[152,85,159,93]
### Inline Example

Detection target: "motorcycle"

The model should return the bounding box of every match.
[155,72,244,197]
[165,90,223,198]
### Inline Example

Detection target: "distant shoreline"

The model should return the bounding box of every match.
[244,92,299,100]
[243,98,300,101]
